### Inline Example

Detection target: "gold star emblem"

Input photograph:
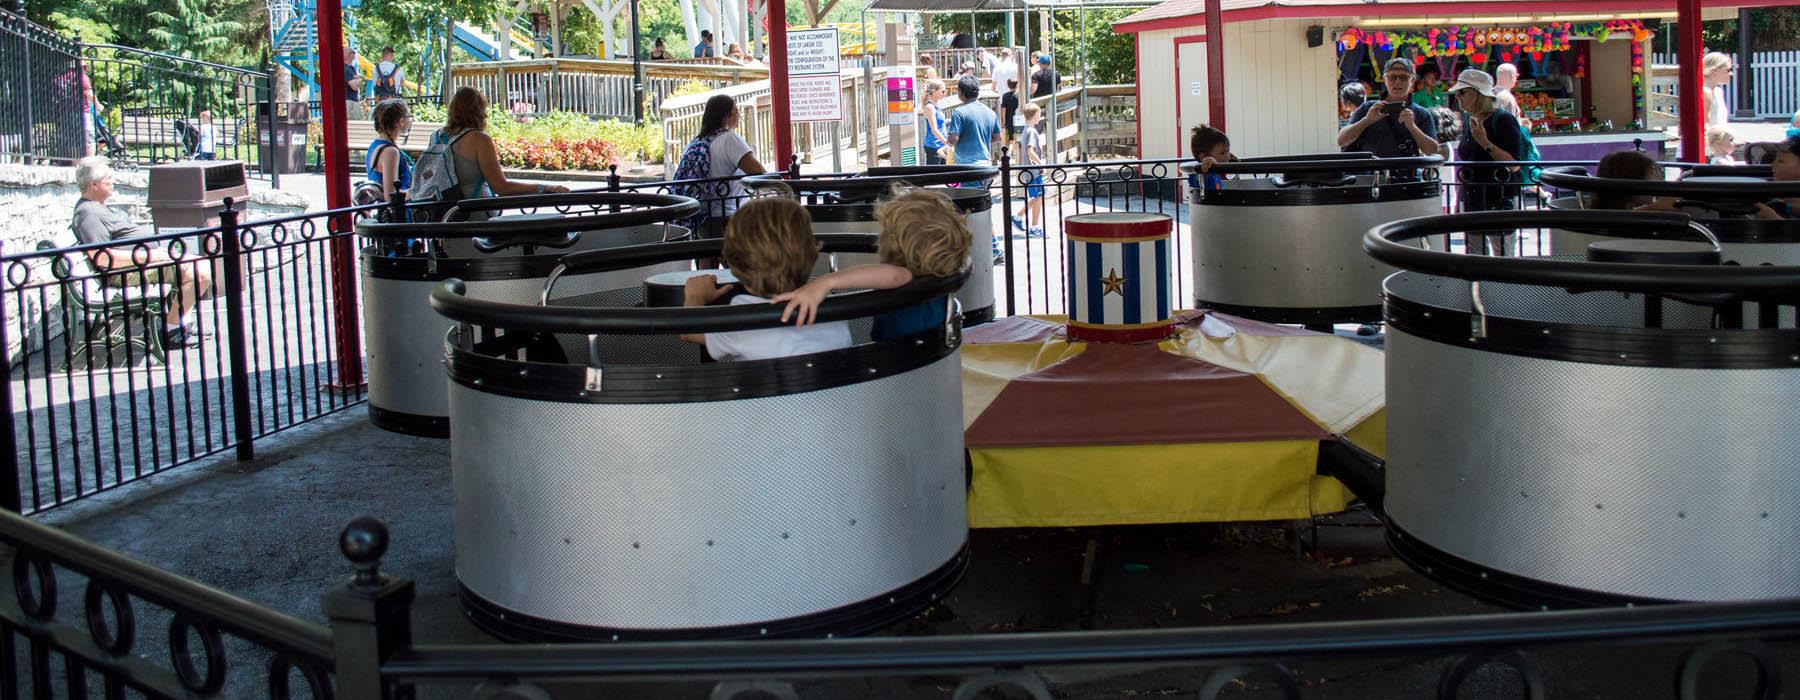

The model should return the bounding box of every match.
[1100,268,1127,297]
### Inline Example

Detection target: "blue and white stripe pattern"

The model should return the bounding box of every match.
[1067,237,1172,327]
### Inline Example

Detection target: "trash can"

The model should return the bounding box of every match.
[146,160,249,230]
[255,101,308,175]
[352,191,699,437]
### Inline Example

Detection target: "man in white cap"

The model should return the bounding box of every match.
[1447,68,1525,255]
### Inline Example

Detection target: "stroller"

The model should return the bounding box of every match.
[91,111,128,160]
[171,118,201,160]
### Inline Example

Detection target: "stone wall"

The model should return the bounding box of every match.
[0,164,310,362]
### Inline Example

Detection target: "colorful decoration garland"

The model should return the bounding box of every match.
[1338,19,1653,61]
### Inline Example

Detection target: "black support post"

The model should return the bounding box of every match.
[1736,8,1755,118]
[219,201,255,461]
[0,243,19,514]
[325,517,416,700]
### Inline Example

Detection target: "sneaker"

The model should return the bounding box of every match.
[1028,227,1046,239]
[992,253,1006,267]
[1010,215,1027,232]
[162,326,197,348]
[1356,323,1382,337]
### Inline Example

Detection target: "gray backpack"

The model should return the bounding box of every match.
[409,129,471,209]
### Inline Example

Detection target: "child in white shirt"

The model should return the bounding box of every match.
[682,197,852,360]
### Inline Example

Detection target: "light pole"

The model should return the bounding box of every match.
[631,0,645,125]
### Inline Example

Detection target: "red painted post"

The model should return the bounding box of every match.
[768,0,793,170]
[316,0,364,388]
[1203,0,1225,129]
[1676,0,1704,163]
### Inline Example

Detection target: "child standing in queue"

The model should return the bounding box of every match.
[770,188,973,341]
[681,197,853,361]
[1010,102,1047,239]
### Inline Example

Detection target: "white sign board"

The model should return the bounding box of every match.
[789,75,844,122]
[1189,81,1204,96]
[787,27,842,123]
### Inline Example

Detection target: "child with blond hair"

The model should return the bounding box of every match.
[770,188,972,340]
[681,197,852,360]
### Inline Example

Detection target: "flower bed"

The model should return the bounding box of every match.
[408,104,663,171]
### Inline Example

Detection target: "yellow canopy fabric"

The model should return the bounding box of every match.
[961,313,1384,528]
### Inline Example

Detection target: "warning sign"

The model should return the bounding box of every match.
[786,28,840,76]
[789,74,843,122]
[786,27,842,123]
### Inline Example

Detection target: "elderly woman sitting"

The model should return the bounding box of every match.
[69,157,211,347]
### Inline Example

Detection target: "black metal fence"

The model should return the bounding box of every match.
[0,9,85,164]
[81,44,270,171]
[0,510,1795,699]
[1,203,374,515]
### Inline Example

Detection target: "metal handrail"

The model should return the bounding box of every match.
[0,509,335,661]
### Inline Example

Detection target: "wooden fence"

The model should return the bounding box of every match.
[1651,51,1800,119]
[448,58,769,121]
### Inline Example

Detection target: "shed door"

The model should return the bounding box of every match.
[1176,38,1210,148]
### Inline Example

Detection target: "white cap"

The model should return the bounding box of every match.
[1447,69,1499,97]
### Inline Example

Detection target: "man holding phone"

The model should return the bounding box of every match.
[1337,58,1440,158]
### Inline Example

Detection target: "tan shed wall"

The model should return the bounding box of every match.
[1133,18,1344,162]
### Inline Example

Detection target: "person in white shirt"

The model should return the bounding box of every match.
[373,46,405,100]
[1493,63,1523,121]
[1703,52,1735,128]
[990,48,1019,100]
[194,110,216,160]
[669,94,769,240]
[681,197,851,361]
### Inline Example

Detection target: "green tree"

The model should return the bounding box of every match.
[1052,8,1134,85]
[147,0,247,61]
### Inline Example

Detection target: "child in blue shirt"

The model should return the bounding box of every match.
[1188,124,1233,195]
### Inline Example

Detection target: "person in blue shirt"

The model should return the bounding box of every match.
[944,76,999,167]
[694,30,716,58]
[1188,124,1233,195]
[366,99,414,200]
[920,80,949,165]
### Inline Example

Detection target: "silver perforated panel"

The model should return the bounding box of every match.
[813,210,996,316]
[1191,195,1440,309]
[1385,329,1800,601]
[450,352,968,629]
[1549,229,1800,329]
[1384,270,1719,329]
[364,224,691,418]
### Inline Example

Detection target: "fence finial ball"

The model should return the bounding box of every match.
[339,516,389,585]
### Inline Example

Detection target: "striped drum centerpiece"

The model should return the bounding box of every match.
[1065,212,1174,343]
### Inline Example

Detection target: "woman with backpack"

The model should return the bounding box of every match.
[366,99,413,201]
[410,87,567,221]
[670,94,767,238]
[1447,69,1525,256]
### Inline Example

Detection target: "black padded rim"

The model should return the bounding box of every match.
[963,305,994,327]
[1195,180,1441,206]
[1178,152,1376,173]
[1366,210,1800,296]
[1383,293,1800,369]
[1195,300,1384,326]
[361,245,613,282]
[1538,170,1800,202]
[367,404,449,438]
[448,320,961,404]
[805,187,995,220]
[1184,155,1443,176]
[1386,523,1669,610]
[742,165,1001,193]
[459,543,970,642]
[355,192,700,239]
[432,237,967,336]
